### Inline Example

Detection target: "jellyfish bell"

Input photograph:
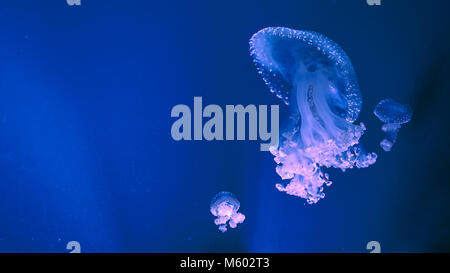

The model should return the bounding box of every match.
[250,27,361,122]
[250,27,377,204]
[374,98,412,152]
[374,98,412,125]
[210,191,240,217]
[250,27,368,158]
[210,192,245,232]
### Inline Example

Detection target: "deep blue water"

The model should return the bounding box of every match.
[0,0,449,252]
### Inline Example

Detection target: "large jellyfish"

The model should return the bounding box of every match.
[210,191,245,232]
[373,98,412,152]
[250,27,377,204]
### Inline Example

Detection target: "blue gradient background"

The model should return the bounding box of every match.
[0,0,449,252]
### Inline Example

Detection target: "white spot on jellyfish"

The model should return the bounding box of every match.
[374,98,412,152]
[250,27,377,204]
[210,191,245,232]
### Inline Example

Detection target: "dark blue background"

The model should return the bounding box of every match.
[0,0,449,252]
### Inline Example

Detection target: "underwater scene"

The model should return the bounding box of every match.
[0,0,449,253]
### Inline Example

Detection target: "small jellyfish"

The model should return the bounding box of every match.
[373,98,412,152]
[250,27,377,204]
[210,191,245,232]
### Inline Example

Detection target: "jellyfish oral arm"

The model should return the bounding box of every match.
[378,123,401,152]
[295,73,348,148]
[228,212,245,228]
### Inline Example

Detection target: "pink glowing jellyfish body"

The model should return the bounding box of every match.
[250,27,377,204]
[210,192,245,232]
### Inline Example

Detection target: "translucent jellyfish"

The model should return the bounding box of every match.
[250,27,377,204]
[210,191,245,232]
[373,98,412,152]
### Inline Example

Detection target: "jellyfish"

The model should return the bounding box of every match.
[250,27,377,204]
[373,98,412,152]
[210,191,245,232]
